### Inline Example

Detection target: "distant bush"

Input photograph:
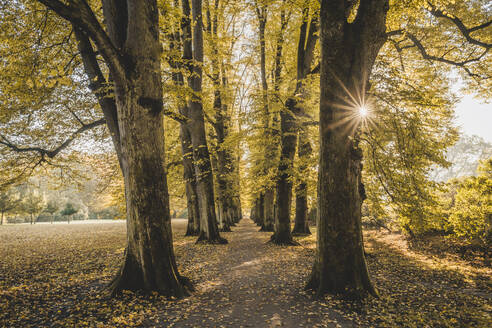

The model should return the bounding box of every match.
[88,207,121,220]
[448,158,492,247]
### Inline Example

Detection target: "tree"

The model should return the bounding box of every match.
[44,200,59,224]
[22,190,44,225]
[306,0,389,298]
[308,0,491,298]
[0,189,19,225]
[60,202,77,224]
[28,0,192,296]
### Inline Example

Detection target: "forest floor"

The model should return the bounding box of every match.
[0,218,490,327]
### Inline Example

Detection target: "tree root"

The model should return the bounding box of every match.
[268,235,300,246]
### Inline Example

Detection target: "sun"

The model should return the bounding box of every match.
[359,106,369,118]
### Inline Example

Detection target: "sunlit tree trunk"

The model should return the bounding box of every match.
[306,0,388,299]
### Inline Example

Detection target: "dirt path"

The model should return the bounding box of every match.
[170,218,348,328]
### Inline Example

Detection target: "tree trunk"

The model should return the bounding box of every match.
[87,0,191,296]
[30,213,33,225]
[271,6,297,245]
[271,99,298,245]
[306,0,389,299]
[167,3,201,237]
[182,126,201,236]
[189,0,226,244]
[293,127,312,235]
[1,212,4,225]
[260,188,274,231]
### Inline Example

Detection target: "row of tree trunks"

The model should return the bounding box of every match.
[306,0,389,299]
[271,3,316,245]
[291,9,318,236]
[205,0,241,231]
[253,1,274,232]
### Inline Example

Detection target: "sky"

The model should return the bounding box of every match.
[454,94,492,142]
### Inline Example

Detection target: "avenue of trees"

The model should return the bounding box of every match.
[0,0,490,299]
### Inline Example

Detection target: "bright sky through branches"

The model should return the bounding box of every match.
[455,94,491,142]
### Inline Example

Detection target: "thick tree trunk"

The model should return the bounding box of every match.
[306,0,388,299]
[189,0,226,244]
[96,0,192,296]
[293,127,312,235]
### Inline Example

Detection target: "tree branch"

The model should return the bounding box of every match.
[163,109,190,124]
[387,30,488,78]
[0,119,105,159]
[36,0,126,82]
[427,3,492,49]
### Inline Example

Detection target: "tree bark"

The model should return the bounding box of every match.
[293,127,312,235]
[1,212,4,225]
[256,193,265,226]
[271,98,298,245]
[189,0,226,244]
[306,0,389,299]
[260,188,274,231]
[108,0,191,294]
